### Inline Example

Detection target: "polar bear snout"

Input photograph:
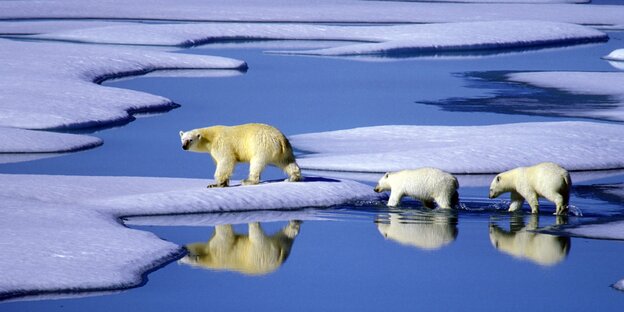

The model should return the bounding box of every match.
[374,185,382,193]
[182,141,190,150]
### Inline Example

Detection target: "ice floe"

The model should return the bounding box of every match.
[604,48,624,62]
[0,39,245,153]
[0,127,101,154]
[0,173,381,300]
[604,49,624,70]
[507,72,624,121]
[1,1,624,28]
[30,21,607,57]
[290,121,624,174]
[563,220,624,240]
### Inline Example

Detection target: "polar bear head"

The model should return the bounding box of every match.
[179,130,202,151]
[489,174,506,199]
[374,172,392,193]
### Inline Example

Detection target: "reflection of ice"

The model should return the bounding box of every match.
[489,215,570,266]
[376,210,457,250]
[125,209,323,226]
[179,221,301,275]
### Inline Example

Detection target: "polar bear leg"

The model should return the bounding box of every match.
[211,159,234,188]
[552,193,568,216]
[387,191,404,207]
[248,222,265,243]
[283,220,301,239]
[508,192,525,212]
[243,158,266,185]
[282,162,302,182]
[434,194,453,209]
[526,193,540,214]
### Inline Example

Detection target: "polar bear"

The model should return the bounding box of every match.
[488,162,571,215]
[489,215,570,266]
[376,211,458,250]
[374,168,459,209]
[180,123,301,187]
[179,221,301,275]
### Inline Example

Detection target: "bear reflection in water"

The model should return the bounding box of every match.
[489,215,570,266]
[376,210,458,250]
[179,221,301,275]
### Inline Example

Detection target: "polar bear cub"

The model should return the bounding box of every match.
[374,168,459,209]
[180,123,301,187]
[489,162,571,215]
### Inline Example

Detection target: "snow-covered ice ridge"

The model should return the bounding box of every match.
[507,71,624,121]
[1,0,623,28]
[0,39,245,154]
[290,121,624,174]
[31,21,607,56]
[0,174,381,300]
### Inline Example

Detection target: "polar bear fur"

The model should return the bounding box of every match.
[377,212,458,250]
[179,123,301,187]
[374,168,459,209]
[489,162,571,215]
[179,221,301,275]
[489,215,570,266]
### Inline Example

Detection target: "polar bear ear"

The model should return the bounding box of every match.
[384,172,389,178]
[179,130,184,137]
[195,133,201,139]
[496,175,501,182]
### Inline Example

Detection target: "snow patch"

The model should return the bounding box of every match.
[0,173,381,300]
[290,121,624,174]
[0,127,102,154]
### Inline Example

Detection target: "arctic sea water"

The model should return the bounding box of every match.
[2,34,624,310]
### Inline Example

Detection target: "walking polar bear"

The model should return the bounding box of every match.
[374,168,459,209]
[489,162,571,215]
[180,123,301,187]
[179,221,301,275]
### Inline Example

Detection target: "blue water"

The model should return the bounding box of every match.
[2,32,624,310]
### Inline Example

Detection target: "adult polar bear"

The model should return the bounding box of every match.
[180,123,301,187]
[489,162,571,215]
